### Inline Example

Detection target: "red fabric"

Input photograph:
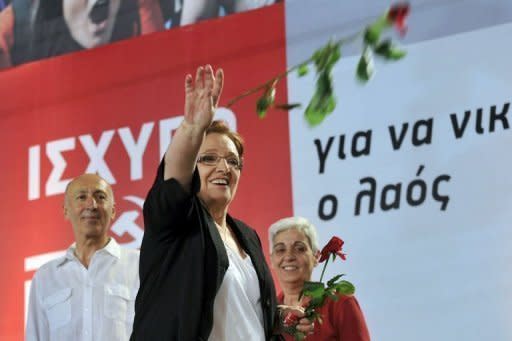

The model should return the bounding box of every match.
[278,292,371,341]
[0,4,290,338]
[0,4,14,69]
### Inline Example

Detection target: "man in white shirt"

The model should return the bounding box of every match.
[25,174,140,341]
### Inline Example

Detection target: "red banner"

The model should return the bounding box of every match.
[0,4,291,339]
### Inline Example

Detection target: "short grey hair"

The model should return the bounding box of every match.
[268,216,319,254]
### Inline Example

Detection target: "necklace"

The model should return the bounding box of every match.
[215,222,248,259]
[215,222,229,244]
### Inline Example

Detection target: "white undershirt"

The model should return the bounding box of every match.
[208,244,265,341]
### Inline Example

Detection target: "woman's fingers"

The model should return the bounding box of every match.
[183,65,222,126]
[184,74,193,94]
[212,68,224,106]
[296,318,315,334]
[195,66,204,90]
[204,65,213,95]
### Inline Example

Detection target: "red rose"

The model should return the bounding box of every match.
[387,2,410,36]
[282,312,299,327]
[281,297,310,327]
[319,236,346,263]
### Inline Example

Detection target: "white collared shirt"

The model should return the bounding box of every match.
[25,238,139,341]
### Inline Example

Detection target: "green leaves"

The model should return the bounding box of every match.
[256,96,272,118]
[304,92,336,126]
[327,274,345,287]
[256,81,277,118]
[357,12,406,83]
[297,63,309,77]
[256,81,302,118]
[375,39,407,60]
[364,16,390,46]
[300,40,342,126]
[312,41,341,73]
[302,281,326,308]
[255,40,343,124]
[357,46,374,82]
[301,277,355,312]
[227,4,409,128]
[305,71,336,126]
[329,278,354,297]
[335,280,356,295]
[274,103,302,111]
[302,281,325,295]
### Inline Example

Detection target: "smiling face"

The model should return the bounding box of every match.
[63,0,121,48]
[271,228,318,286]
[197,133,241,212]
[64,174,116,242]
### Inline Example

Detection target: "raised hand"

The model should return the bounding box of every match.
[163,65,224,184]
[184,65,224,130]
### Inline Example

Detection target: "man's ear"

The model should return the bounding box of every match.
[63,203,69,220]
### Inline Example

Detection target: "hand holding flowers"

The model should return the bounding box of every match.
[282,236,355,340]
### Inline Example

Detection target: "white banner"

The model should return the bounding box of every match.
[286,1,512,340]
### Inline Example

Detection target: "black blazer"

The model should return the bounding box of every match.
[131,162,280,340]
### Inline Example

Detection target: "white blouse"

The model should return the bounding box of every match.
[208,244,265,341]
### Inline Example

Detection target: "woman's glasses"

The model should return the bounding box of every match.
[197,153,243,170]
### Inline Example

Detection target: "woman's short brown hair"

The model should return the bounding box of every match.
[206,120,245,158]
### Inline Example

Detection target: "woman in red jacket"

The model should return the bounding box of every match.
[269,216,371,341]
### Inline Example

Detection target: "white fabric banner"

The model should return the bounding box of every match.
[286,1,512,340]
